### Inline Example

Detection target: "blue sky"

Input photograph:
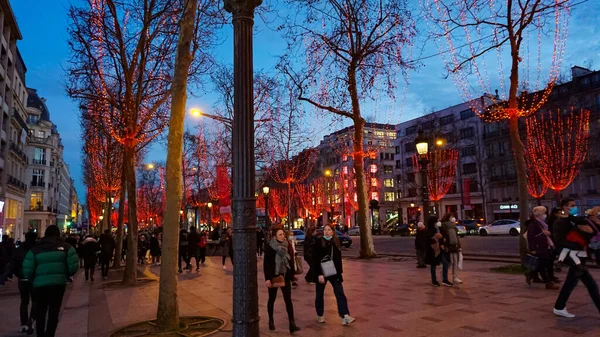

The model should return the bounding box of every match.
[11,0,600,202]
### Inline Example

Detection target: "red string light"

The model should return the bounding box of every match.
[412,148,459,201]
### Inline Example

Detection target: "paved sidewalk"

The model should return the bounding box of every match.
[1,256,600,337]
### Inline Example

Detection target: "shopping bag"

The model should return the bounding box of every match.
[458,251,464,270]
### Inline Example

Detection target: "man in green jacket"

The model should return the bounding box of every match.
[23,225,78,337]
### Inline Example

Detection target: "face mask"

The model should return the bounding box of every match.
[569,207,579,216]
[450,217,456,223]
[324,235,332,241]
[435,222,442,228]
[540,214,547,221]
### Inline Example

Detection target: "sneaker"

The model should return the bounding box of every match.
[27,322,34,335]
[442,280,454,287]
[317,316,325,323]
[342,315,355,325]
[432,281,441,287]
[553,308,575,318]
[20,325,28,333]
[453,278,463,284]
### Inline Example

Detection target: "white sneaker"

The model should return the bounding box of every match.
[342,315,355,325]
[553,308,575,318]
[453,278,463,284]
[222,266,227,270]
[20,325,28,333]
[317,316,325,323]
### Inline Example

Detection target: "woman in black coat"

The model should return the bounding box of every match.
[312,224,355,326]
[303,226,318,283]
[81,236,100,282]
[424,216,451,287]
[263,227,300,333]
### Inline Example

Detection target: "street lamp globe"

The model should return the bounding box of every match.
[110,197,115,203]
[415,130,428,155]
[147,163,155,169]
[262,186,270,195]
[190,108,201,117]
[99,215,104,220]
[410,202,415,208]
[324,169,332,177]
[179,210,184,215]
[207,202,212,209]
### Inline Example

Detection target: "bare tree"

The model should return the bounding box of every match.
[280,0,416,258]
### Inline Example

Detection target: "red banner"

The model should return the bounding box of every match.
[217,166,231,207]
[462,179,471,207]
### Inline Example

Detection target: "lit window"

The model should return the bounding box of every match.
[384,178,395,188]
[371,178,378,187]
[371,192,379,201]
[353,193,358,202]
[384,192,395,201]
[370,164,378,173]
[342,154,348,161]
[342,166,348,174]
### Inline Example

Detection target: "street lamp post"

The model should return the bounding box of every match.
[263,186,270,229]
[224,0,262,335]
[415,129,430,222]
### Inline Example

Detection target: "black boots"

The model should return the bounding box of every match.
[289,321,301,334]
[268,320,275,331]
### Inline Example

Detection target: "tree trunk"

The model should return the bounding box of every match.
[287,182,292,230]
[509,116,528,260]
[156,0,196,331]
[122,143,138,286]
[114,165,127,268]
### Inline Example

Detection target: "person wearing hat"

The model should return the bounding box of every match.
[414,222,428,268]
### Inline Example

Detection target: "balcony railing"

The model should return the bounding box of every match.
[32,158,47,165]
[29,205,44,211]
[9,141,29,163]
[7,175,27,193]
[31,180,46,188]
[29,136,52,146]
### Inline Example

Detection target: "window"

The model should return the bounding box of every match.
[383,165,393,174]
[380,153,384,160]
[395,160,401,169]
[461,146,476,157]
[406,125,418,135]
[408,188,418,197]
[498,142,505,156]
[422,120,435,130]
[463,163,477,174]
[460,109,475,120]
[405,157,413,167]
[371,178,378,187]
[370,164,378,173]
[342,154,348,161]
[440,114,454,126]
[384,178,395,188]
[406,173,415,182]
[374,131,384,137]
[395,146,400,154]
[37,130,45,138]
[469,179,479,192]
[342,166,348,174]
[371,192,379,201]
[6,199,19,219]
[387,132,396,139]
[384,192,396,201]
[27,115,40,124]
[460,127,474,139]
[30,192,43,210]
[32,169,45,185]
[405,142,414,153]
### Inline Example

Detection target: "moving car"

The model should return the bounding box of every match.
[347,226,360,236]
[462,219,485,235]
[478,219,521,236]
[389,223,415,237]
[336,230,353,248]
[289,230,306,245]
[456,225,467,237]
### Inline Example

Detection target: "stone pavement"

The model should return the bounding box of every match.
[1,256,600,337]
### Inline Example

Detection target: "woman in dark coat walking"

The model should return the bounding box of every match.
[81,236,100,282]
[263,227,300,333]
[312,224,355,326]
[527,206,559,289]
[424,216,451,287]
[303,226,318,283]
[414,222,428,268]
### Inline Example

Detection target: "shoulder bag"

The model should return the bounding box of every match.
[320,245,337,277]
[294,256,304,275]
[271,275,285,288]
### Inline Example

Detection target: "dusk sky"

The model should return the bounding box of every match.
[10,0,600,202]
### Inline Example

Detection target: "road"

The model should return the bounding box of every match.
[339,235,520,257]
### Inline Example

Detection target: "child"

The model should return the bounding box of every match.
[558,227,587,266]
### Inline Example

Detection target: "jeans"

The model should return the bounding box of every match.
[33,285,66,337]
[315,278,350,318]
[267,277,295,322]
[430,253,449,283]
[555,264,600,312]
[19,280,35,326]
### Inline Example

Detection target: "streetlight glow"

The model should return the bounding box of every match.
[207,202,212,208]
[325,169,332,176]
[190,108,202,117]
[147,163,155,169]
[262,186,270,195]
[415,129,428,155]
[436,139,444,146]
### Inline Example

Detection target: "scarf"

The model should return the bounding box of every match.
[537,218,554,248]
[270,238,290,276]
[445,222,458,246]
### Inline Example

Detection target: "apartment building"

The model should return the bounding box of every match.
[315,123,397,231]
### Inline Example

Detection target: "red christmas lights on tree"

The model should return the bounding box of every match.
[525,150,548,201]
[526,108,590,199]
[412,148,459,201]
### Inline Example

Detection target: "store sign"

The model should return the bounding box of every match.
[499,204,518,210]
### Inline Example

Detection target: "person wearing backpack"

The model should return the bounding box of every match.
[187,226,201,271]
[23,225,78,337]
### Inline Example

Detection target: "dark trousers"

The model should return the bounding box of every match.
[178,248,189,270]
[199,248,206,264]
[100,255,110,277]
[304,266,315,283]
[33,285,66,337]
[430,253,449,283]
[189,250,199,268]
[267,278,295,322]
[536,256,554,283]
[19,280,35,326]
[416,249,426,266]
[555,264,600,312]
[315,277,349,317]
[85,264,95,281]
[257,241,263,256]
[222,256,233,265]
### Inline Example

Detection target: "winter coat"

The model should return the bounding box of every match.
[527,219,552,258]
[425,225,445,266]
[263,239,296,282]
[22,237,79,288]
[12,240,36,280]
[553,217,584,250]
[81,237,100,267]
[188,230,200,254]
[220,233,231,257]
[440,222,461,253]
[312,238,344,282]
[303,234,318,262]
[414,228,429,251]
[179,230,189,251]
[99,233,116,259]
[150,237,161,256]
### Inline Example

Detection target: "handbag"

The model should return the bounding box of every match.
[320,245,337,278]
[294,256,304,275]
[271,275,285,288]
[523,254,539,271]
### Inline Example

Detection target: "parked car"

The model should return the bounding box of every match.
[478,219,521,236]
[389,223,415,237]
[456,225,467,237]
[288,230,306,245]
[347,226,360,236]
[336,230,353,248]
[461,219,486,235]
